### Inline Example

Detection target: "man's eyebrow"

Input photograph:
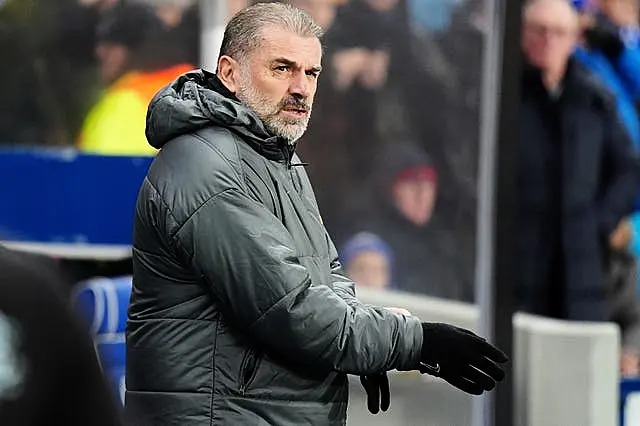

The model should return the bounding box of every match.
[272,57,322,72]
[272,58,297,67]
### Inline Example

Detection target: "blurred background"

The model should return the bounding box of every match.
[0,0,639,424]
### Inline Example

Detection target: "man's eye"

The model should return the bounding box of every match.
[306,71,319,78]
[275,66,289,72]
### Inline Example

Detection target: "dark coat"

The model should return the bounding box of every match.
[125,71,423,426]
[517,61,640,321]
[362,204,473,300]
[351,143,474,300]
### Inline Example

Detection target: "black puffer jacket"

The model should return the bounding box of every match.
[125,70,423,425]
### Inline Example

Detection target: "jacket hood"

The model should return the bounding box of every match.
[146,69,293,161]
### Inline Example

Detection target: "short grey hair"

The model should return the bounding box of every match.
[218,2,324,62]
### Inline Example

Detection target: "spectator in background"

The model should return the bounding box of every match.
[0,0,110,147]
[77,2,194,156]
[435,0,486,206]
[572,0,640,288]
[341,232,393,290]
[293,0,453,243]
[406,0,460,33]
[518,0,639,321]
[597,0,640,47]
[285,0,346,29]
[137,0,201,66]
[351,143,473,299]
[359,0,473,277]
[291,0,385,241]
[572,0,640,171]
[0,246,122,425]
[431,0,489,273]
[336,0,452,179]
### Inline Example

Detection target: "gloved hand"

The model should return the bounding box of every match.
[357,306,410,414]
[584,22,624,60]
[419,323,508,395]
[360,373,390,414]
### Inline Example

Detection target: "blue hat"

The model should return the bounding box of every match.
[340,232,394,272]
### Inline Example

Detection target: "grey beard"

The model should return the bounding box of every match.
[262,117,308,144]
[236,78,310,144]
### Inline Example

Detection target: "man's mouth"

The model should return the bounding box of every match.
[281,107,309,117]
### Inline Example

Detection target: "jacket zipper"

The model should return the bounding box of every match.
[239,348,260,395]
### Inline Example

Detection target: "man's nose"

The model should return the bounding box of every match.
[289,73,312,98]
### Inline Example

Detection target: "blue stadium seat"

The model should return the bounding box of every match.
[621,378,640,426]
[72,275,132,405]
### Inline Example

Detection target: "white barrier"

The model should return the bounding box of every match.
[347,287,621,426]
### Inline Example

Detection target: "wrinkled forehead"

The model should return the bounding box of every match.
[524,0,579,30]
[250,26,323,64]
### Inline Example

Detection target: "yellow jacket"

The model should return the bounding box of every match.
[78,64,193,156]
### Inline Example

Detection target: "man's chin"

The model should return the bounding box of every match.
[267,122,308,144]
[282,129,306,145]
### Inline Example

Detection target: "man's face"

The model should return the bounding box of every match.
[599,0,639,26]
[290,0,338,30]
[235,27,322,143]
[393,178,437,227]
[522,0,579,72]
[346,251,391,289]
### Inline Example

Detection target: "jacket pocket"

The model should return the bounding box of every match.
[238,348,261,395]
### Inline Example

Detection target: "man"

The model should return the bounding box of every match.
[350,143,473,299]
[126,4,507,425]
[574,0,640,146]
[518,0,639,320]
[571,0,640,288]
[0,246,122,425]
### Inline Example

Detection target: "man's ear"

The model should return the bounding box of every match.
[217,55,240,93]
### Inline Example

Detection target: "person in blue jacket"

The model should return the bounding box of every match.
[572,0,640,277]
[573,1,640,147]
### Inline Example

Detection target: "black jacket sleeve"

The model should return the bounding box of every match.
[172,187,423,376]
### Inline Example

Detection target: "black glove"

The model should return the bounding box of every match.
[584,23,624,60]
[359,373,390,414]
[419,323,508,395]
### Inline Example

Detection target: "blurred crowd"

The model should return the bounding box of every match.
[0,0,484,299]
[2,0,640,414]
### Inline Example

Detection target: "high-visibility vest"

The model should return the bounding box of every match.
[78,64,194,156]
